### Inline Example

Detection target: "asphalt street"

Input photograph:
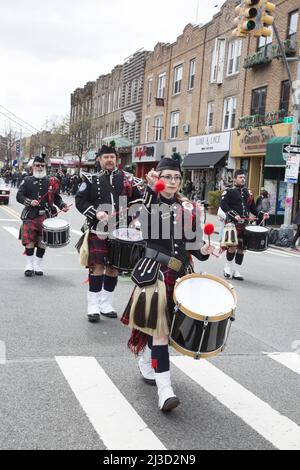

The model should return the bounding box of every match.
[0,188,299,450]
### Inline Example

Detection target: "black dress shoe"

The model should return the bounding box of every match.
[35,271,43,276]
[162,397,180,412]
[87,314,100,323]
[101,311,118,319]
[24,270,34,277]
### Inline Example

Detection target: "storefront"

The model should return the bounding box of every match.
[265,136,300,225]
[183,132,234,200]
[132,142,165,178]
[231,123,294,202]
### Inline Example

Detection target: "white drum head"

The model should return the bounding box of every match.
[43,218,69,229]
[112,228,143,242]
[175,275,236,318]
[246,226,268,234]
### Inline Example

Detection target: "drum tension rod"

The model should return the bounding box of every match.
[195,318,209,361]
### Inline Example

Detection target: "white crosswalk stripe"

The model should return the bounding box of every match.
[56,356,166,451]
[3,226,19,239]
[266,353,300,376]
[170,355,300,451]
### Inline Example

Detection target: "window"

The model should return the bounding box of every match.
[188,59,196,90]
[170,111,180,139]
[157,73,166,99]
[145,119,150,143]
[223,97,237,130]
[211,39,225,83]
[207,102,214,129]
[107,93,111,113]
[288,10,298,38]
[257,27,273,51]
[227,40,242,75]
[147,78,153,104]
[101,95,105,115]
[125,83,131,105]
[113,89,117,111]
[118,86,122,109]
[173,65,183,95]
[154,116,163,142]
[280,80,291,115]
[251,87,267,116]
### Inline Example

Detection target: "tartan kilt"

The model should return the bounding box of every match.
[88,233,109,267]
[21,215,46,246]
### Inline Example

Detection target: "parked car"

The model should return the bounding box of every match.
[0,178,10,205]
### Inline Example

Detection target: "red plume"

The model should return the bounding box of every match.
[204,223,215,236]
[154,179,166,193]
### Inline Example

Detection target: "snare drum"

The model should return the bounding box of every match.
[170,274,237,360]
[42,218,70,248]
[244,225,269,252]
[108,228,145,272]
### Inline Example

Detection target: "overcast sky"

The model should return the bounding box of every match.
[0,0,225,136]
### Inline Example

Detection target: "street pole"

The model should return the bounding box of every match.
[284,51,300,226]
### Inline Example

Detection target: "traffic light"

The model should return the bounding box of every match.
[259,0,276,37]
[232,0,261,37]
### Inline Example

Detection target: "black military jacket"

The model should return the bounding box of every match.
[221,186,259,222]
[16,176,65,220]
[75,169,143,229]
[140,186,209,264]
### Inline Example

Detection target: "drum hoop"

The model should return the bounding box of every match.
[173,273,237,323]
[169,338,224,359]
[42,221,70,230]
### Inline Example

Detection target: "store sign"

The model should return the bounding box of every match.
[189,132,231,154]
[285,154,300,184]
[239,127,275,154]
[132,142,164,163]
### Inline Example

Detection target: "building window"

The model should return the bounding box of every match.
[173,65,183,95]
[147,78,153,104]
[113,89,117,111]
[251,87,267,116]
[145,119,150,143]
[170,111,180,139]
[107,93,111,113]
[211,39,225,83]
[157,73,166,99]
[118,86,122,109]
[227,40,242,76]
[154,116,163,142]
[280,80,290,115]
[188,59,196,90]
[101,95,105,116]
[207,102,214,130]
[223,97,237,130]
[257,27,273,51]
[288,10,298,39]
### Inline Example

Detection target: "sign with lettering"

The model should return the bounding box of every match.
[285,154,300,184]
[239,127,275,154]
[132,142,165,163]
[189,132,231,154]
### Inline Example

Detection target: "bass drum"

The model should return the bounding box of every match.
[170,274,237,359]
[108,228,145,272]
[244,226,269,252]
[42,218,70,248]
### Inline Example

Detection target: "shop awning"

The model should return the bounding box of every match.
[103,135,134,148]
[182,151,228,169]
[265,136,300,167]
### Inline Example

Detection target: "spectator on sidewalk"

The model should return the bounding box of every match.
[291,206,300,250]
[256,189,271,214]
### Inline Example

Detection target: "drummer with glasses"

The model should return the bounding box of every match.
[16,155,69,277]
[122,157,214,412]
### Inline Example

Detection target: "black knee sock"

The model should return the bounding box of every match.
[25,248,34,257]
[89,275,104,293]
[147,336,153,350]
[103,275,118,292]
[235,253,244,266]
[226,251,235,262]
[36,247,46,258]
[151,345,169,373]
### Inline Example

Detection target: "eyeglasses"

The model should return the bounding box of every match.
[161,175,182,183]
[34,164,46,168]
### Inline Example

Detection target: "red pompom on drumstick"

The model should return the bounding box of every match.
[154,179,166,193]
[204,223,215,246]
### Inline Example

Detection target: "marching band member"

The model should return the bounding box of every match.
[220,169,268,281]
[122,157,213,412]
[16,155,69,277]
[75,144,143,323]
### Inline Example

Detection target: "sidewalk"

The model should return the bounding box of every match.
[205,213,300,255]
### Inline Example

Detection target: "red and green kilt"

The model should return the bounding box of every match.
[21,215,46,246]
[88,233,109,267]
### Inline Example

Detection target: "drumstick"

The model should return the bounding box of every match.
[55,204,73,216]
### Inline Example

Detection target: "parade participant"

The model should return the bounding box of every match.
[75,143,143,323]
[122,157,214,412]
[16,155,69,277]
[220,169,268,281]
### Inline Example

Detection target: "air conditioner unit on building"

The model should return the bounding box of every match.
[183,124,190,134]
